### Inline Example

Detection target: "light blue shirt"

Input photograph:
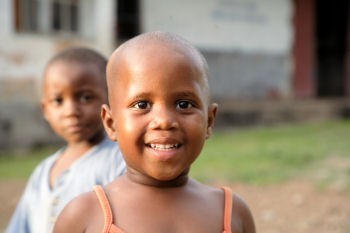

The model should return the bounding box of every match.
[6,137,126,233]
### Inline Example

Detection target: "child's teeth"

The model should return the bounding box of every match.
[150,144,178,150]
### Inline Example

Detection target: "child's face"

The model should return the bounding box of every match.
[42,61,107,144]
[103,45,216,181]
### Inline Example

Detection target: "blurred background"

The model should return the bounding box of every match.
[1,0,350,148]
[1,0,350,232]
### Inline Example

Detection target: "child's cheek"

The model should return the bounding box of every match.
[121,113,137,134]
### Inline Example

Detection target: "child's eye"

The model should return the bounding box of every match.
[52,97,63,105]
[177,100,193,109]
[79,93,94,103]
[133,101,151,110]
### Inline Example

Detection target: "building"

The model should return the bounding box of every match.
[0,0,349,148]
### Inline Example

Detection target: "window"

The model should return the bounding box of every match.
[52,0,79,32]
[14,0,84,35]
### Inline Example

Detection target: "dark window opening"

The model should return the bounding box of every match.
[13,0,80,34]
[52,2,62,30]
[316,0,349,97]
[52,0,79,33]
[14,0,38,32]
[117,0,139,41]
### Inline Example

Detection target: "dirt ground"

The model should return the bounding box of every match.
[1,178,350,233]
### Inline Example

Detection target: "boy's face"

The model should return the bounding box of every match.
[102,45,217,181]
[42,61,107,144]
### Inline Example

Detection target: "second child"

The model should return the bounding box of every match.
[6,47,126,233]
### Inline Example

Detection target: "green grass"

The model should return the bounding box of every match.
[191,119,350,185]
[0,146,59,180]
[1,120,350,185]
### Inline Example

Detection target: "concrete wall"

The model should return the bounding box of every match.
[204,51,291,100]
[142,0,292,53]
[0,79,62,149]
[142,0,293,100]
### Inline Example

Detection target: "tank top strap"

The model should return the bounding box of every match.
[94,185,114,233]
[222,186,233,233]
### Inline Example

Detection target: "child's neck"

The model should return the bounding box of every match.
[125,169,189,188]
[64,132,105,155]
[49,135,105,188]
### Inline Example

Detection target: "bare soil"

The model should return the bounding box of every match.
[1,178,350,233]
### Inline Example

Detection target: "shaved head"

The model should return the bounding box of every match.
[106,31,210,103]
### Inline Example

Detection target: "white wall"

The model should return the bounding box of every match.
[142,0,292,54]
[0,0,13,36]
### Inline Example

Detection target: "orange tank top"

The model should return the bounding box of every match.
[93,185,233,233]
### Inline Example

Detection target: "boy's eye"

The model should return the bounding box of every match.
[79,93,94,103]
[177,100,193,109]
[133,101,151,109]
[52,97,63,105]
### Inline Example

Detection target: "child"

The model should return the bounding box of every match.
[53,32,256,233]
[6,47,126,233]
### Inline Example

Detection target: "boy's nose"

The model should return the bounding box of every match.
[149,107,179,130]
[64,100,80,116]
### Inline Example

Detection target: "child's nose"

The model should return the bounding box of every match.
[149,106,179,130]
[64,100,80,116]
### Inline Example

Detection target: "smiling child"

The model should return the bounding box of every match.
[53,32,255,233]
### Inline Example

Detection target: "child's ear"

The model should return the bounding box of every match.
[206,103,218,139]
[101,104,118,141]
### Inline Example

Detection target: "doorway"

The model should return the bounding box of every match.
[315,0,349,97]
[116,0,140,43]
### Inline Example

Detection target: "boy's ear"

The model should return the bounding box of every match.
[206,103,218,139]
[101,104,118,141]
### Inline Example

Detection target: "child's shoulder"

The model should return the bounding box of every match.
[230,192,256,233]
[53,188,104,232]
[193,181,256,233]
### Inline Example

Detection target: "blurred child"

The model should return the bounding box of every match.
[53,32,255,233]
[6,47,126,233]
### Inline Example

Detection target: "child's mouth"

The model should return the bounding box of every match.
[148,143,180,151]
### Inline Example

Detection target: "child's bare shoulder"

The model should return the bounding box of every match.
[231,192,256,233]
[190,182,255,233]
[53,190,104,233]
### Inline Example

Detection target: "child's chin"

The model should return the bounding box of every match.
[150,171,188,185]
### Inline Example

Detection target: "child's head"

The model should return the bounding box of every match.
[41,47,108,144]
[102,31,217,183]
